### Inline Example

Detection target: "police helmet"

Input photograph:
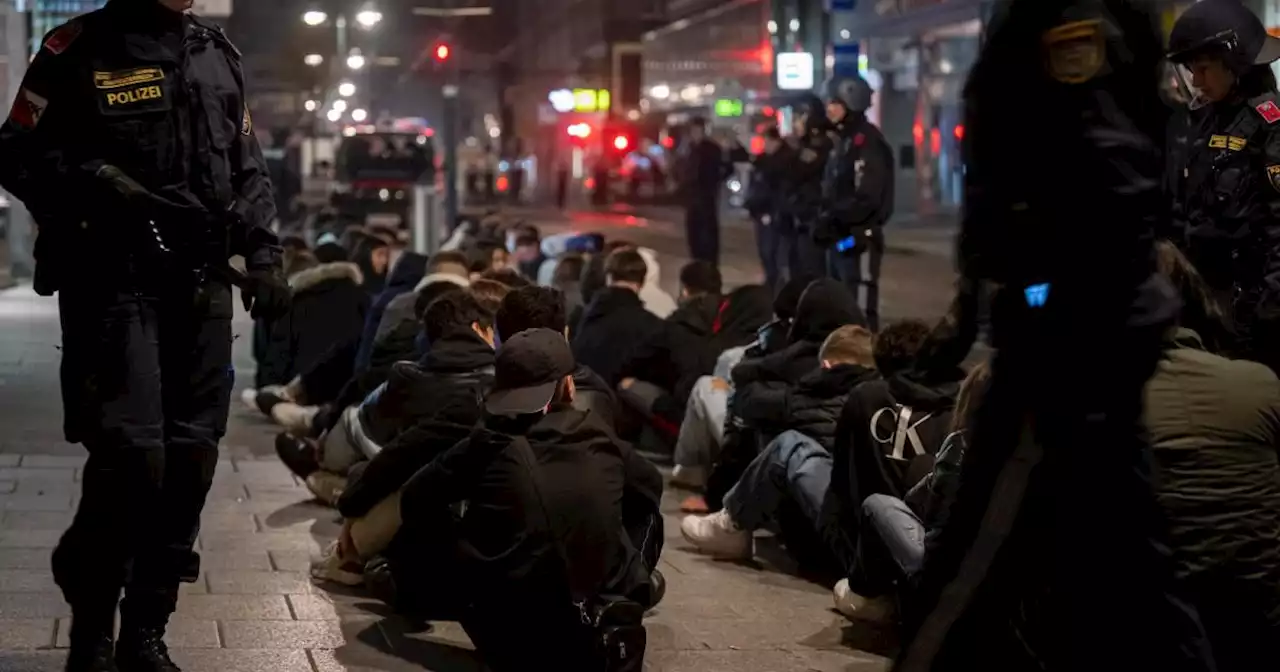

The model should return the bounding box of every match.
[1168,0,1280,72]
[824,76,873,114]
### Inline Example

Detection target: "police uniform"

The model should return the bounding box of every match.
[0,1,287,670]
[1166,1,1280,373]
[818,78,894,331]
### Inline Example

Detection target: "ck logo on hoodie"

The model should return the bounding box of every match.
[871,405,933,462]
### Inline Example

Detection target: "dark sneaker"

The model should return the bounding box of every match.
[274,432,320,479]
[65,634,116,672]
[115,627,180,672]
[649,569,666,610]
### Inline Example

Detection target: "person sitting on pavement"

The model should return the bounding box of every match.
[374,250,471,344]
[496,286,619,427]
[467,239,510,280]
[353,238,430,374]
[679,324,879,569]
[666,284,780,493]
[701,277,865,508]
[388,329,665,670]
[832,360,992,624]
[571,248,666,388]
[832,319,961,530]
[617,261,728,440]
[253,252,370,411]
[273,287,486,500]
[550,253,587,319]
[1138,241,1280,672]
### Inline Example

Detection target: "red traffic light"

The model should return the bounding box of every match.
[612,134,630,151]
[434,44,451,61]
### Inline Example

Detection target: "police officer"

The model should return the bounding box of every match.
[786,95,834,282]
[0,1,289,670]
[818,76,894,330]
[1166,0,1280,373]
[678,116,730,266]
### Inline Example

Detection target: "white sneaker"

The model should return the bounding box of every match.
[310,542,364,586]
[271,403,319,435]
[680,510,752,559]
[670,465,706,490]
[832,578,895,623]
[239,388,259,411]
[261,384,293,401]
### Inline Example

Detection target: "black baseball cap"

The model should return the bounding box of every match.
[485,328,577,415]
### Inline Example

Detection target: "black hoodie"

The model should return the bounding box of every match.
[832,370,962,519]
[571,286,664,387]
[733,278,866,388]
[338,328,494,518]
[398,407,663,607]
[259,261,369,388]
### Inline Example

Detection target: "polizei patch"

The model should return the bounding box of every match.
[1043,19,1104,84]
[97,80,171,116]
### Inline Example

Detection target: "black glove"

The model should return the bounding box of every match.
[241,268,291,320]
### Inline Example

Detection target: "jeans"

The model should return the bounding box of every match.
[858,494,926,592]
[724,430,832,532]
[674,376,730,469]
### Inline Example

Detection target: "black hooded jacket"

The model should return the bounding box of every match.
[571,286,664,387]
[733,278,866,389]
[259,261,369,387]
[397,407,664,611]
[338,329,494,518]
[833,370,961,519]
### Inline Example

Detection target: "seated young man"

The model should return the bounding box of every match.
[617,261,726,437]
[571,249,665,387]
[680,325,878,563]
[701,278,864,508]
[388,329,665,669]
[833,361,990,624]
[276,290,496,508]
[495,286,619,427]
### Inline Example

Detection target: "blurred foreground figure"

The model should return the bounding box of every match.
[898,2,1216,671]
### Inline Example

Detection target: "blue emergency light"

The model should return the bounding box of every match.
[1025,283,1051,308]
[835,234,857,253]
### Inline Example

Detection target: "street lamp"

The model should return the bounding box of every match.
[304,53,324,67]
[337,81,356,97]
[304,100,318,112]
[346,51,365,70]
[303,10,328,26]
[355,7,383,28]
[332,99,348,113]
[351,108,368,122]
[326,108,342,122]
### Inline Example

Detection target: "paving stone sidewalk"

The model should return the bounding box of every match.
[0,284,893,671]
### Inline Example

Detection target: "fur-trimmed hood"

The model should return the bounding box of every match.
[413,271,470,293]
[289,261,364,292]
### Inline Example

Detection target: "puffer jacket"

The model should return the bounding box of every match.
[259,261,369,387]
[737,364,878,450]
[1144,328,1280,672]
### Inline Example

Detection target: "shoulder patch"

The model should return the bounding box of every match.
[241,104,252,136]
[43,21,82,55]
[7,88,49,131]
[1256,100,1280,124]
[1043,19,1104,84]
[1268,165,1280,193]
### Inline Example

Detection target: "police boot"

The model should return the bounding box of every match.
[65,608,117,672]
[114,620,180,672]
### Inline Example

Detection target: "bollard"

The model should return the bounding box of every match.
[411,185,440,256]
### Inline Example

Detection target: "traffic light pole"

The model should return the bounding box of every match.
[443,82,460,228]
